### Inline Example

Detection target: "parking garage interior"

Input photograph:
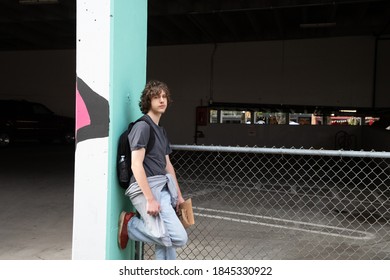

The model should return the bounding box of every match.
[1,0,390,259]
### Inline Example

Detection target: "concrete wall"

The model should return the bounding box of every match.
[211,37,374,107]
[0,36,389,149]
[376,39,390,107]
[148,36,390,148]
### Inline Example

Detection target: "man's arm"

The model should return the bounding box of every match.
[131,148,160,216]
[165,155,185,210]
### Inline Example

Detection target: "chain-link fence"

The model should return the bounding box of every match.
[142,145,390,260]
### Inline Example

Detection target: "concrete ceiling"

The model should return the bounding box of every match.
[0,0,389,51]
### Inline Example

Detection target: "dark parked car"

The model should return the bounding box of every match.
[0,100,75,147]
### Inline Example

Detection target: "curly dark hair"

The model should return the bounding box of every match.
[139,80,172,114]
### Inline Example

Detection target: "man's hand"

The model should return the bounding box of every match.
[176,195,185,212]
[146,198,160,216]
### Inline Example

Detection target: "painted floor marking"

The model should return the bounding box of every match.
[193,207,375,240]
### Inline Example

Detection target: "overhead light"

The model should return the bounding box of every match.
[19,0,59,4]
[339,109,357,113]
[300,22,336,28]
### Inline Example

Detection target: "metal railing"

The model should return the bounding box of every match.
[143,145,390,260]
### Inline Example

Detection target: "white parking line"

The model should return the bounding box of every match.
[193,207,375,240]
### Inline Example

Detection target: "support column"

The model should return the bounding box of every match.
[73,0,147,260]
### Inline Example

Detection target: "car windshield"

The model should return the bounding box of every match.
[32,104,53,115]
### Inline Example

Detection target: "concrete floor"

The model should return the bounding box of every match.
[0,144,74,260]
[1,143,389,260]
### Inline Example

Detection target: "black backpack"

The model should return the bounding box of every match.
[117,115,155,189]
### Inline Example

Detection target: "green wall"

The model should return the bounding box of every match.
[106,0,147,260]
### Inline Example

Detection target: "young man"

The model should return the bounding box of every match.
[118,80,188,260]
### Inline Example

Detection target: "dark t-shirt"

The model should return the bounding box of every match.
[128,115,172,183]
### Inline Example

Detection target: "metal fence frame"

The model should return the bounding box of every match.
[172,145,390,159]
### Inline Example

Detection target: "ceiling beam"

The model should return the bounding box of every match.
[148,0,385,16]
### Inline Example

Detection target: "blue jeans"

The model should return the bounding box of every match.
[128,187,188,260]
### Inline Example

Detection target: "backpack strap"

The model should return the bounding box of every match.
[136,115,156,154]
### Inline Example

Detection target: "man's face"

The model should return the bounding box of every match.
[150,90,167,115]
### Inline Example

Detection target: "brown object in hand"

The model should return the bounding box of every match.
[178,198,195,228]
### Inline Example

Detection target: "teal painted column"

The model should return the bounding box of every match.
[106,0,147,259]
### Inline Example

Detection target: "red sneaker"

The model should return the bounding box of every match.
[118,211,135,250]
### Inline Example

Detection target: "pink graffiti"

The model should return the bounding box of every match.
[76,86,91,131]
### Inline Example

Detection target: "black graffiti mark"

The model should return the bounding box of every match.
[76,76,109,143]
